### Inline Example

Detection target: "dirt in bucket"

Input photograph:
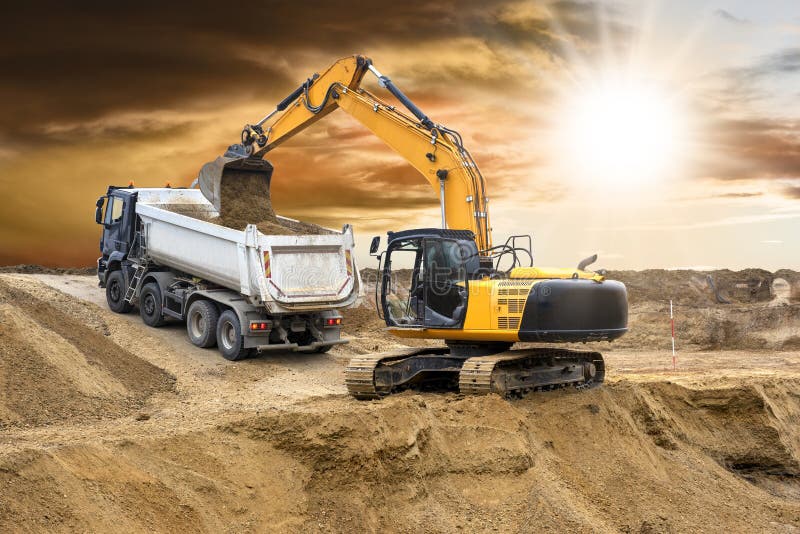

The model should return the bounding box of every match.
[214,171,332,235]
[216,170,276,229]
[168,170,333,236]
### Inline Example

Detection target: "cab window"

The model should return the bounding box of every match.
[106,197,124,223]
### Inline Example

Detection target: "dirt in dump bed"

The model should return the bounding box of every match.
[253,218,334,236]
[0,278,174,428]
[213,212,333,236]
[179,172,333,235]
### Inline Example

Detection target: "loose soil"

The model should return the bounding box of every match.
[1,270,800,532]
[0,278,174,428]
[217,170,275,228]
[0,265,95,275]
[210,172,330,235]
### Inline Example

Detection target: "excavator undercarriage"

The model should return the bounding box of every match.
[345,346,604,399]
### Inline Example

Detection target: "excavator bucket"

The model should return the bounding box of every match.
[197,154,274,213]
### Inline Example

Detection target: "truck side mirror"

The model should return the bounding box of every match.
[369,236,380,255]
[95,196,106,225]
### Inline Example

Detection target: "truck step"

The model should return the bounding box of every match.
[124,263,148,304]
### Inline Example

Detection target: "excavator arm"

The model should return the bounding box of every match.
[206,55,492,251]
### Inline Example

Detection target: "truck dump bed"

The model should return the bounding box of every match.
[134,189,361,313]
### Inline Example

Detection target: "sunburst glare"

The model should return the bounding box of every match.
[554,73,687,190]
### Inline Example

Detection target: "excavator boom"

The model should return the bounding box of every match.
[198,55,492,251]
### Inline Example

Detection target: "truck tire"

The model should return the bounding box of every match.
[139,283,166,327]
[315,345,333,353]
[186,300,219,348]
[216,310,250,361]
[106,270,133,314]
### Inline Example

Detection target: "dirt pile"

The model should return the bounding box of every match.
[0,278,174,427]
[0,273,799,531]
[777,269,800,302]
[0,265,94,275]
[609,268,787,306]
[608,269,800,351]
[3,382,800,532]
[619,303,800,351]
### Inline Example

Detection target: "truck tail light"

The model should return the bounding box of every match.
[249,321,271,331]
[324,317,342,327]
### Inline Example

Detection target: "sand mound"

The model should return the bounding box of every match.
[0,278,174,427]
[608,268,800,351]
[0,271,799,531]
[4,381,800,532]
[609,268,795,306]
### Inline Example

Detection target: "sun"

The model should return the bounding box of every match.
[555,76,685,189]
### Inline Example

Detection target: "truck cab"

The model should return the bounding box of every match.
[95,186,138,286]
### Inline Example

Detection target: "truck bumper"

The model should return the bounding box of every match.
[253,339,348,353]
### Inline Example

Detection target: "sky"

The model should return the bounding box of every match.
[0,0,798,270]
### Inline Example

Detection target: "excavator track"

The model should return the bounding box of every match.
[346,347,604,400]
[459,348,604,396]
[345,347,452,400]
[344,355,385,400]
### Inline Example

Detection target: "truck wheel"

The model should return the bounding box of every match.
[106,270,132,314]
[216,310,250,361]
[315,345,333,353]
[186,300,219,348]
[139,283,166,327]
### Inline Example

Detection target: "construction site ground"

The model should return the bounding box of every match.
[1,270,799,532]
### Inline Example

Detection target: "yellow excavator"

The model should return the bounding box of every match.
[198,55,628,399]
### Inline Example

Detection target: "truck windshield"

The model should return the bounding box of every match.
[107,197,124,223]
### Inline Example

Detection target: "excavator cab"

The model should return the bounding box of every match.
[378,229,478,329]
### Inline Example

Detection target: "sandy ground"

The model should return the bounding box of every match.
[1,273,800,532]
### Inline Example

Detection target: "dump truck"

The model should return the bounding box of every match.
[94,183,362,360]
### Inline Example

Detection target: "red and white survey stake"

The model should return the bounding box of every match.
[670,299,676,370]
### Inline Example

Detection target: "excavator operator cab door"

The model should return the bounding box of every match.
[421,238,469,328]
[381,235,469,329]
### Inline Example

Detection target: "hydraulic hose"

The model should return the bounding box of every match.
[367,64,434,130]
